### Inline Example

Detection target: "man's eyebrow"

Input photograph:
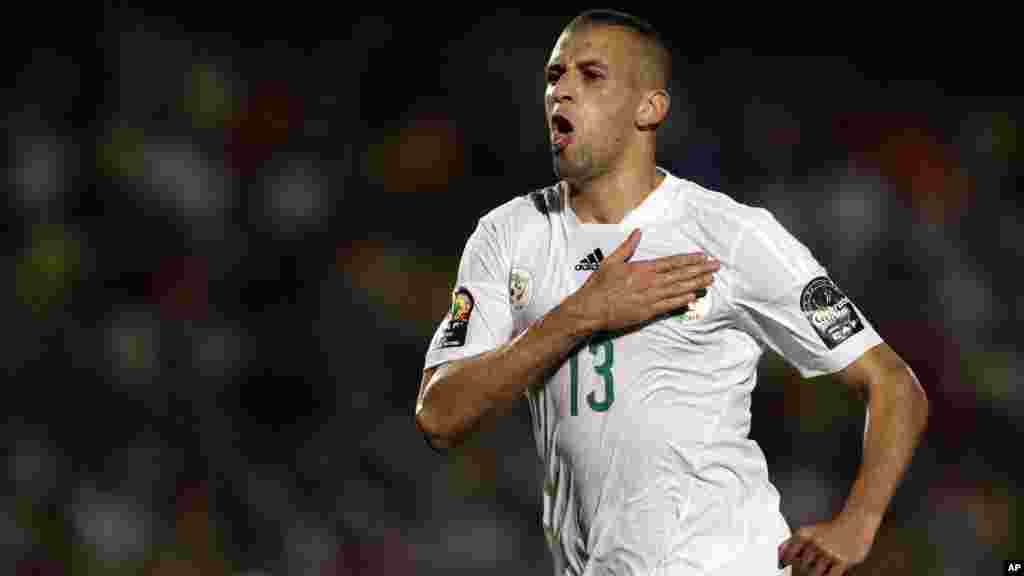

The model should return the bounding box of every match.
[545,59,608,74]
[575,59,608,70]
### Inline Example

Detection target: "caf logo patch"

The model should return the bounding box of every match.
[439,287,474,348]
[800,276,863,349]
[509,267,533,311]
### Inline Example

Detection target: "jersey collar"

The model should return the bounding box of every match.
[562,166,676,231]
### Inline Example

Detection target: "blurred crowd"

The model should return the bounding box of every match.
[3,7,1020,575]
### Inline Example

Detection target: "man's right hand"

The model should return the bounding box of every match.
[416,229,718,451]
[568,229,719,334]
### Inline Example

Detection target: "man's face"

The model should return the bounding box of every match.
[544,24,642,182]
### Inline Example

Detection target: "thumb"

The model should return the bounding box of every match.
[610,229,642,262]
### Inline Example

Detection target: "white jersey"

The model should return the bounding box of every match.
[423,168,883,576]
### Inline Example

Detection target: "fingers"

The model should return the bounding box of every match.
[801,543,823,573]
[655,267,718,292]
[650,252,718,273]
[652,293,697,316]
[779,537,810,571]
[825,561,847,576]
[643,254,718,300]
[779,537,847,576]
[609,229,642,263]
[810,552,833,576]
[649,277,714,305]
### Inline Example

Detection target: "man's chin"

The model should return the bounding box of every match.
[552,155,585,181]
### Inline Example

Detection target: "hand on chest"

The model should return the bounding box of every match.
[510,226,722,330]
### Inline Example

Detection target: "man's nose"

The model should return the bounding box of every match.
[550,73,575,103]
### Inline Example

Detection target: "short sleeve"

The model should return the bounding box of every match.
[423,219,515,372]
[729,209,883,378]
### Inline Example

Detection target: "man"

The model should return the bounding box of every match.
[415,9,929,576]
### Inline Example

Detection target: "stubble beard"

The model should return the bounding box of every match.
[552,143,596,184]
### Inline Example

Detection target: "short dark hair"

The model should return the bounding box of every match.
[566,9,672,90]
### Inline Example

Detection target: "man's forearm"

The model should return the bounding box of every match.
[416,294,599,449]
[841,365,929,537]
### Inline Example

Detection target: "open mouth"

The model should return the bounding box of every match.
[551,114,575,151]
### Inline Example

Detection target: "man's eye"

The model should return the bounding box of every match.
[583,70,601,80]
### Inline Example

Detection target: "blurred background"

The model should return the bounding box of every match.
[3,5,1020,575]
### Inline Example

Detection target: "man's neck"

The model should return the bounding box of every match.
[567,163,664,225]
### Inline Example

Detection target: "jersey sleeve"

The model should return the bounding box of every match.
[423,218,515,372]
[729,209,883,378]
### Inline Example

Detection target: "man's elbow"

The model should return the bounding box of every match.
[912,370,929,433]
[415,402,459,453]
[896,363,929,434]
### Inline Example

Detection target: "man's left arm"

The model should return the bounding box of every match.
[724,210,930,575]
[778,342,929,576]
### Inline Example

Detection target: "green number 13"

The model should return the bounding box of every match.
[569,339,615,415]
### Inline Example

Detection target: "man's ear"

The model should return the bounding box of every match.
[636,89,670,131]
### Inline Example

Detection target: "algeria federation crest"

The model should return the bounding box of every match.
[679,289,712,319]
[682,288,713,321]
[669,288,713,322]
[509,267,533,311]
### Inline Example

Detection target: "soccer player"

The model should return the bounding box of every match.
[415,9,929,576]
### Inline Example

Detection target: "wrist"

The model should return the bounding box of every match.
[558,292,603,340]
[839,504,883,544]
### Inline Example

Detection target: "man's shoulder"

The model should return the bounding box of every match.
[670,174,778,232]
[477,183,562,230]
[679,179,818,273]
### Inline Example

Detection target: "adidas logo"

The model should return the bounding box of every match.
[574,248,605,271]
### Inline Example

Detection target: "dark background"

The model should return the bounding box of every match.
[3,6,1020,575]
